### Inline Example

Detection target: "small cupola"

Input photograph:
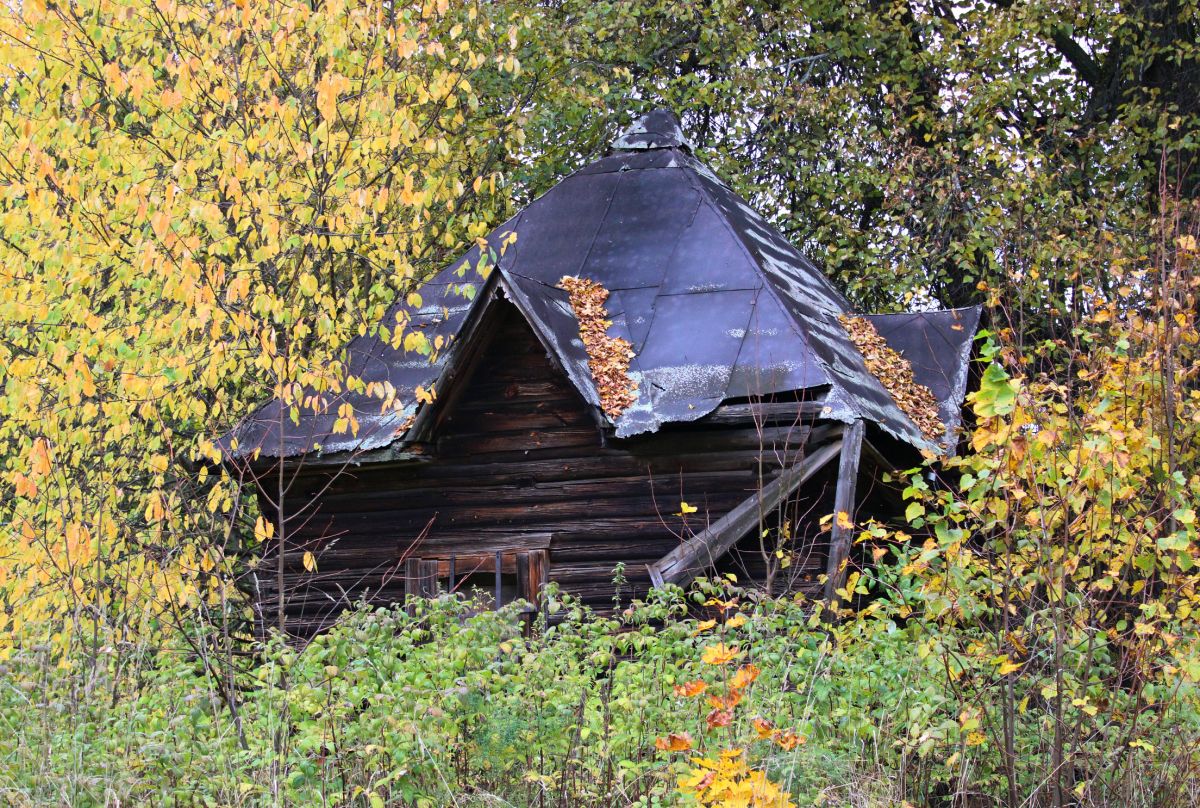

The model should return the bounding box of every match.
[610,108,693,153]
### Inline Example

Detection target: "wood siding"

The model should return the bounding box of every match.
[249,303,831,637]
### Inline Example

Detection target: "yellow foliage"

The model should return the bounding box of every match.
[701,643,743,666]
[0,0,525,651]
[678,750,796,808]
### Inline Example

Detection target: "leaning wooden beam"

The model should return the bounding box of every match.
[823,419,865,605]
[647,435,846,588]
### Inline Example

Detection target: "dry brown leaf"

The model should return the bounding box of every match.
[559,276,638,419]
[838,314,945,442]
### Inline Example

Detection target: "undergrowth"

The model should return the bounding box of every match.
[1,579,1196,807]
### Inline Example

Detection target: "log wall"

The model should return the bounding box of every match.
[249,304,832,637]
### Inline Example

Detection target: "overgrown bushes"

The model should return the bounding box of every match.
[2,577,1197,806]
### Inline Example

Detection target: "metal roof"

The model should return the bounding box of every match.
[220,110,981,461]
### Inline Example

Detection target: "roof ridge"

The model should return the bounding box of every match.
[673,153,933,449]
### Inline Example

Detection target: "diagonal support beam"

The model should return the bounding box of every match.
[647,435,846,589]
[823,419,865,604]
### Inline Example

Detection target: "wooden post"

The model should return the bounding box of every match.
[530,549,550,627]
[494,550,503,608]
[404,557,421,614]
[526,549,548,605]
[418,559,439,598]
[405,557,439,610]
[447,554,456,595]
[516,551,530,606]
[823,420,865,606]
[516,550,549,635]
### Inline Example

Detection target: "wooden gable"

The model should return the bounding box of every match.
[432,301,604,460]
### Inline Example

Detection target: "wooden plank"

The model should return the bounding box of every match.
[823,420,865,605]
[698,400,827,426]
[526,549,548,603]
[494,550,503,607]
[515,551,531,605]
[404,557,421,613]
[647,434,846,588]
[301,440,812,494]
[418,559,439,598]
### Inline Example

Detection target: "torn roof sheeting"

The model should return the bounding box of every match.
[219,109,981,461]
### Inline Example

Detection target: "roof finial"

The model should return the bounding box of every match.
[611,108,692,152]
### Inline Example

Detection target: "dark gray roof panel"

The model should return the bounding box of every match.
[725,290,829,400]
[220,109,980,461]
[578,168,703,291]
[866,306,982,448]
[607,286,659,352]
[630,289,757,432]
[501,173,620,284]
[658,202,763,295]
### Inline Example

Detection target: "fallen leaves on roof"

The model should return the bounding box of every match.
[838,314,945,443]
[559,276,638,419]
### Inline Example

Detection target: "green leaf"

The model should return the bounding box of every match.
[973,364,1018,417]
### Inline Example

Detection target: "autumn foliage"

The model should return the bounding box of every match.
[0,0,523,650]
[1,0,1199,806]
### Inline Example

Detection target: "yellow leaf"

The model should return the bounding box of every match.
[700,643,742,665]
[254,516,274,542]
[673,680,707,698]
[730,663,760,689]
[30,437,52,477]
[753,717,775,738]
[315,72,344,123]
[774,729,804,751]
[676,501,698,516]
[302,551,317,572]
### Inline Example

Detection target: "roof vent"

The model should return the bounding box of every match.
[611,108,693,152]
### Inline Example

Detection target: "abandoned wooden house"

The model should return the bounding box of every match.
[221,109,981,637]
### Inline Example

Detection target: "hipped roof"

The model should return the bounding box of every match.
[221,110,980,461]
